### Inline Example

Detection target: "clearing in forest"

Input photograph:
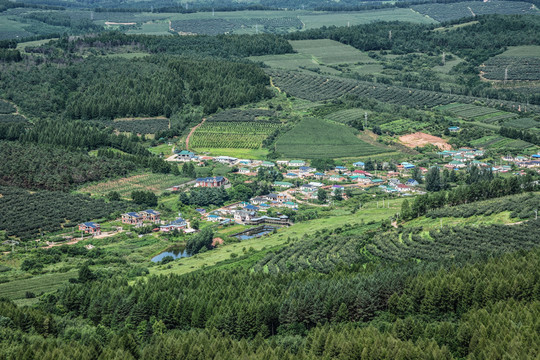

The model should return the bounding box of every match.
[399,132,451,150]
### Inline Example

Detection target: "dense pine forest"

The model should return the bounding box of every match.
[1,1,540,359]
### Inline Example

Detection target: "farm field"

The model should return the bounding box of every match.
[0,269,77,301]
[250,39,379,74]
[268,70,540,112]
[438,103,522,124]
[411,1,538,22]
[481,45,540,81]
[111,117,169,134]
[275,117,389,158]
[78,173,190,197]
[325,108,369,124]
[470,135,534,149]
[501,117,540,131]
[190,121,282,149]
[192,147,269,159]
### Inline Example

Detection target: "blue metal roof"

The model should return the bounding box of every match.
[82,222,98,228]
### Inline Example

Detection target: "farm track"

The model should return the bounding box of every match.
[186,118,206,150]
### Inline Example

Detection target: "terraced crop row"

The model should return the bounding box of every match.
[482,57,540,81]
[268,70,540,112]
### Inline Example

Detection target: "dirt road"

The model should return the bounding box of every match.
[185,118,206,151]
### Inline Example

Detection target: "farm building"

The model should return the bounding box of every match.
[196,176,228,187]
[139,209,161,224]
[122,212,143,226]
[448,126,460,132]
[79,222,101,235]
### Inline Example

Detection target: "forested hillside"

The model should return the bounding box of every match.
[1,3,540,359]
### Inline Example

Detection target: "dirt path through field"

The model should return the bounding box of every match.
[186,118,206,150]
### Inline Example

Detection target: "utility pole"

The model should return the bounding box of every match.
[212,8,214,16]
[535,209,538,220]
[442,52,445,66]
[256,24,258,34]
[504,67,508,83]
[388,30,392,41]
[347,21,350,28]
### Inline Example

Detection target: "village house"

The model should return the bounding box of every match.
[238,167,251,174]
[175,150,196,162]
[273,181,294,189]
[79,222,101,235]
[396,184,412,193]
[122,212,143,226]
[448,126,460,132]
[335,166,348,172]
[351,174,372,185]
[250,196,267,205]
[353,161,365,168]
[328,175,346,182]
[284,172,299,179]
[234,210,256,224]
[314,172,326,180]
[261,161,276,167]
[139,209,161,224]
[288,160,306,167]
[207,214,222,222]
[160,218,187,232]
[283,201,298,209]
[214,156,238,165]
[277,193,292,203]
[196,176,228,187]
[300,184,317,193]
[264,193,278,202]
[276,160,289,166]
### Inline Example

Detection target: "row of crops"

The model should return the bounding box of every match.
[481,57,540,81]
[79,173,190,197]
[412,1,537,22]
[325,108,368,124]
[190,121,281,149]
[274,117,387,159]
[368,220,540,263]
[501,117,540,130]
[171,17,302,35]
[470,135,533,149]
[0,186,129,240]
[268,70,540,112]
[208,108,279,123]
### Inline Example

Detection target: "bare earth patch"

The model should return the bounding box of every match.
[399,132,451,150]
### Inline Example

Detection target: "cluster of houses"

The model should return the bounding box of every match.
[199,192,299,226]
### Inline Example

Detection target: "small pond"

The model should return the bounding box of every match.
[151,247,191,263]
[234,226,276,240]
